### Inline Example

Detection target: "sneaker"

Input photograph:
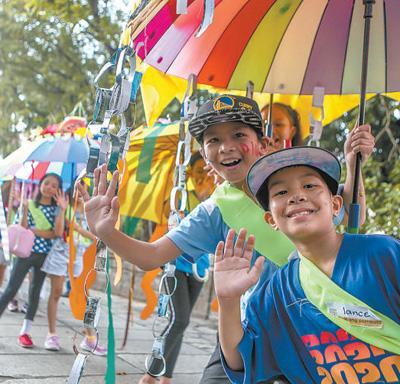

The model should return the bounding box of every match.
[20,302,29,314]
[8,299,19,312]
[18,334,34,348]
[44,335,61,351]
[80,337,107,356]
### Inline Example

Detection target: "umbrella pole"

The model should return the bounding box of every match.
[347,0,375,234]
[266,93,274,137]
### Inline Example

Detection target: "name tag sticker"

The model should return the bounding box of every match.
[327,303,383,328]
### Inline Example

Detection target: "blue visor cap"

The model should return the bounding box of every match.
[247,146,341,211]
[189,94,263,142]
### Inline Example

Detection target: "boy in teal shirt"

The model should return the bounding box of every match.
[216,147,399,383]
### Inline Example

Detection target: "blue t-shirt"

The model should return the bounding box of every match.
[223,234,400,384]
[167,198,280,315]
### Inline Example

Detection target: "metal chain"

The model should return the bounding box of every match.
[67,47,141,384]
[145,75,198,377]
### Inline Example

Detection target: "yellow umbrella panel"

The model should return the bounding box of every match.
[138,66,396,138]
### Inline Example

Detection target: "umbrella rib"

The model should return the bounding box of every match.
[299,1,330,94]
[261,0,304,93]
[383,1,388,93]
[339,1,356,95]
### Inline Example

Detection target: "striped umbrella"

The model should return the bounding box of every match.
[14,161,86,189]
[128,0,399,95]
[0,136,89,188]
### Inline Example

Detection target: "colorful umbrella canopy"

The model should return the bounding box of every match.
[128,0,400,94]
[0,136,89,182]
[14,161,86,189]
[25,136,89,163]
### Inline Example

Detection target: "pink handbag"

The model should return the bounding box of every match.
[7,224,35,258]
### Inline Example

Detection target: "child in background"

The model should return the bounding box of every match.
[0,173,67,349]
[216,146,400,383]
[70,181,107,356]
[41,181,107,354]
[261,102,303,149]
[139,153,214,384]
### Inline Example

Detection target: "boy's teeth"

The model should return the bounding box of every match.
[221,159,241,166]
[290,210,312,218]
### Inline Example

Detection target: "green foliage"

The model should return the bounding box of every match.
[0,0,124,156]
[321,95,400,237]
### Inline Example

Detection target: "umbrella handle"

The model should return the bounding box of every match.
[348,0,375,234]
[347,152,362,234]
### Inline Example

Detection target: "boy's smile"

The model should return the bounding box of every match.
[201,122,267,188]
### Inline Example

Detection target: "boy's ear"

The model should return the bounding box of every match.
[259,136,270,155]
[332,194,343,217]
[264,211,278,230]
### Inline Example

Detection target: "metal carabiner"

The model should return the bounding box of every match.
[192,263,210,283]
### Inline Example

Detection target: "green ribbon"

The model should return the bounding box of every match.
[299,253,400,354]
[105,248,116,384]
[28,200,52,230]
[211,182,294,266]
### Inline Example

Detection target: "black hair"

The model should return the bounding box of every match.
[261,103,303,146]
[35,173,63,207]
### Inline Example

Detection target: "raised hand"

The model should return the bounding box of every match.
[344,124,375,168]
[214,228,264,300]
[77,164,120,238]
[55,189,69,211]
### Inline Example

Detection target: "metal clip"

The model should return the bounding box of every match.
[67,353,88,384]
[86,146,100,179]
[83,296,101,329]
[157,294,170,317]
[94,246,107,272]
[145,337,166,376]
[164,263,176,278]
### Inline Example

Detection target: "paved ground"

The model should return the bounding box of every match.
[0,282,218,383]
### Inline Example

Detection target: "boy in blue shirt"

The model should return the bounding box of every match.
[215,147,400,384]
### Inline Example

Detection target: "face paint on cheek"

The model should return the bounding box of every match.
[240,143,250,154]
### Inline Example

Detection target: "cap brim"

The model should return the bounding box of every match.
[247,146,341,210]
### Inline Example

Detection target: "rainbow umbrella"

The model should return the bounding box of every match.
[128,0,400,95]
